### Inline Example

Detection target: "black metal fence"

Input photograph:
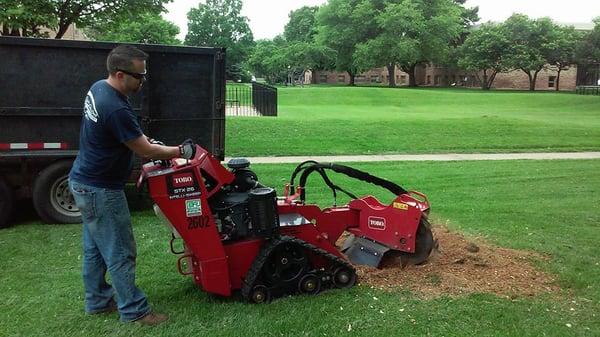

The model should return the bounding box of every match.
[225,83,278,116]
[576,86,600,95]
[576,63,600,86]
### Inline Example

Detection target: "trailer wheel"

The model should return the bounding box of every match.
[33,160,81,224]
[0,178,14,228]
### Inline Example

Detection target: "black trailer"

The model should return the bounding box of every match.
[0,37,226,227]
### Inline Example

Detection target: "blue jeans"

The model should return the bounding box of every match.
[69,180,150,322]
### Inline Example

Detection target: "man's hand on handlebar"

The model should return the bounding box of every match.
[178,139,196,160]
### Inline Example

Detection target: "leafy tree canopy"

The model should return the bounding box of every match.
[316,0,374,84]
[0,0,170,39]
[457,22,510,89]
[247,38,288,83]
[86,12,180,45]
[503,14,563,90]
[353,0,466,86]
[185,0,254,72]
[284,6,319,43]
[577,17,600,64]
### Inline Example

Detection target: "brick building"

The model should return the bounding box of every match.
[310,22,594,91]
[311,62,580,91]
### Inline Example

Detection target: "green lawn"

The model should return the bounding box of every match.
[2,159,599,336]
[226,87,600,156]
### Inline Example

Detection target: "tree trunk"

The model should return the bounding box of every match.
[480,70,488,90]
[478,69,498,90]
[408,64,418,87]
[531,69,541,91]
[347,71,355,86]
[9,27,21,36]
[55,23,70,39]
[555,68,562,91]
[387,63,396,87]
[55,0,83,40]
[488,71,498,90]
[522,69,535,91]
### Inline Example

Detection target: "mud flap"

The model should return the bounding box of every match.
[342,235,391,268]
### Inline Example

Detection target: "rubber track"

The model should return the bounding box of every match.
[241,235,356,300]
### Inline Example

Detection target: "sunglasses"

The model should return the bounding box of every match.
[117,68,147,81]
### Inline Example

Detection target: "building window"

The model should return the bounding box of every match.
[370,75,380,83]
[427,75,431,85]
[355,75,366,82]
[400,75,407,84]
[319,74,328,83]
[337,75,346,83]
[396,74,400,82]
[548,76,556,88]
[435,75,441,86]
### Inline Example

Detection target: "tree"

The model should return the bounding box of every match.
[248,5,335,85]
[441,0,479,71]
[185,0,254,80]
[353,0,465,87]
[247,38,288,84]
[546,25,580,91]
[352,0,418,87]
[316,0,372,85]
[577,17,600,64]
[284,42,336,84]
[0,0,56,37]
[0,0,170,39]
[503,14,560,91]
[457,23,510,90]
[284,6,320,43]
[85,12,180,45]
[454,0,479,42]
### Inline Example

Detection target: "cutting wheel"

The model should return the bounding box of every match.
[380,218,435,268]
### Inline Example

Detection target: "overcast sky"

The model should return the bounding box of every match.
[164,0,600,40]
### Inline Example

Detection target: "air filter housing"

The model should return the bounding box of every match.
[247,187,279,238]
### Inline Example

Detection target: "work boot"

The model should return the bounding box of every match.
[89,300,118,315]
[135,312,169,326]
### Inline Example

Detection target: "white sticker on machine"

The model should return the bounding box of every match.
[185,199,202,217]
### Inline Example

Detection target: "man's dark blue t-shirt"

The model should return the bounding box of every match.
[69,80,143,189]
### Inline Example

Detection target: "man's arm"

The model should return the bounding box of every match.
[125,134,180,160]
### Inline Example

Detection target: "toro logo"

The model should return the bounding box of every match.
[368,216,386,231]
[172,173,194,188]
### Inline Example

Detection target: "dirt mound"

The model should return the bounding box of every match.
[350,225,558,298]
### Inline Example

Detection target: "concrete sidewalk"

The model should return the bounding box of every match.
[224,152,600,164]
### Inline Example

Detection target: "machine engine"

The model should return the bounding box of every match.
[209,158,280,241]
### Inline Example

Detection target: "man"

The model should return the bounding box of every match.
[69,45,195,326]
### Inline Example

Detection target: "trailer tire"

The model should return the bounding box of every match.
[0,178,14,228]
[33,160,81,224]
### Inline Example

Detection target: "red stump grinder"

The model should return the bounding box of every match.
[139,145,434,303]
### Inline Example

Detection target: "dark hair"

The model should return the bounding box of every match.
[106,45,148,74]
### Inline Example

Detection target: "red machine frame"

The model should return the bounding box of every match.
[140,146,430,297]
